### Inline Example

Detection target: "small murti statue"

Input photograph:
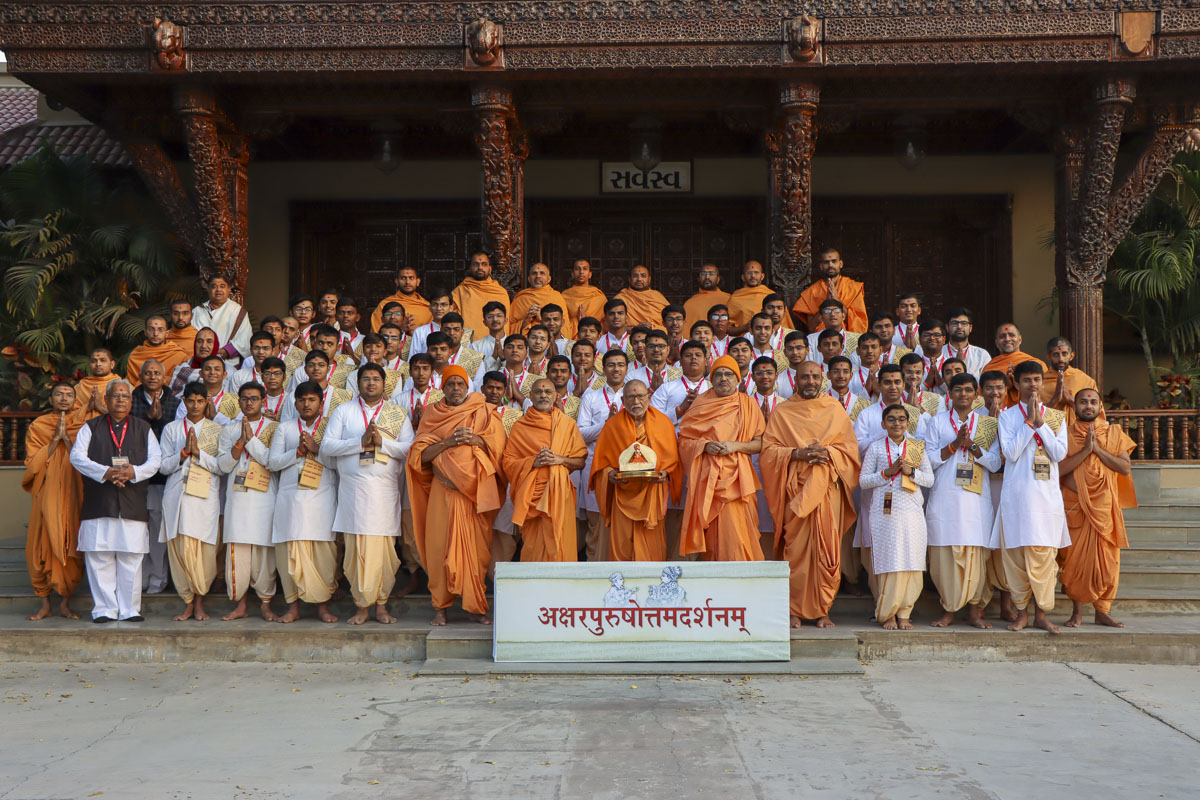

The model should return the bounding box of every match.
[466,18,502,67]
[787,14,820,63]
[152,17,186,72]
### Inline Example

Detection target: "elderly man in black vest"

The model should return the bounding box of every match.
[69,379,162,622]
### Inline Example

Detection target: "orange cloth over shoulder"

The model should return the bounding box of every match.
[760,394,861,620]
[508,286,576,338]
[72,373,119,420]
[614,287,670,328]
[728,285,794,330]
[1041,365,1100,419]
[370,291,432,333]
[1059,418,1136,612]
[22,411,85,598]
[682,289,731,335]
[791,275,868,333]
[406,394,506,616]
[502,407,587,562]
[452,278,510,336]
[590,406,682,562]
[677,387,766,561]
[561,284,608,330]
[126,341,188,384]
[165,324,197,354]
[983,350,1046,408]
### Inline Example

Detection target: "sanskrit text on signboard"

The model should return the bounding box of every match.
[601,161,691,193]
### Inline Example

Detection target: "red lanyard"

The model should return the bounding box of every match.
[786,369,796,393]
[858,367,873,388]
[528,355,547,373]
[297,416,321,438]
[830,390,853,411]
[429,371,444,389]
[359,398,384,430]
[183,419,198,441]
[325,363,336,381]
[385,355,404,371]
[108,418,128,453]
[885,437,907,485]
[756,393,778,412]
[1019,403,1046,447]
[211,390,225,410]
[411,386,431,414]
[710,338,728,359]
[241,417,266,462]
[681,376,706,393]
[601,331,628,352]
[448,348,460,365]
[949,412,977,453]
[740,373,753,391]
[881,345,894,364]
[504,366,527,388]
[265,392,284,416]
[770,327,784,349]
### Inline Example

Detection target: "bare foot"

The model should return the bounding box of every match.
[374,604,396,624]
[391,571,419,600]
[260,600,279,622]
[474,613,493,626]
[1033,608,1061,635]
[317,603,338,623]
[222,598,249,621]
[965,605,992,629]
[930,611,955,628]
[346,607,370,625]
[790,615,803,629]
[1094,610,1124,628]
[1064,600,1084,628]
[58,599,80,619]
[1007,609,1029,632]
[276,602,300,624]
[194,597,210,621]
[999,591,1018,623]
[816,616,836,628]
[430,608,447,627]
[898,617,914,630]
[881,616,899,630]
[173,601,196,622]
[27,599,52,621]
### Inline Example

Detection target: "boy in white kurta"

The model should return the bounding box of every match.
[269,380,340,623]
[992,360,1070,634]
[321,363,415,625]
[217,382,280,621]
[158,383,223,621]
[746,355,780,557]
[858,404,934,629]
[924,374,1002,628]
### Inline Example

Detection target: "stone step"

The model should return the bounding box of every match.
[856,628,1200,665]
[1122,502,1200,523]
[1115,565,1200,591]
[1122,546,1200,565]
[418,657,867,676]
[1123,520,1200,546]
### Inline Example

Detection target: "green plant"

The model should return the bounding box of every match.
[0,145,198,410]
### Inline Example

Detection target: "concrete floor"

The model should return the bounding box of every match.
[0,662,1196,799]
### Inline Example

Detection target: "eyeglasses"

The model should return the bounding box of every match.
[947,320,971,327]
[381,335,400,341]
[647,342,668,349]
[710,314,730,321]
[820,309,841,316]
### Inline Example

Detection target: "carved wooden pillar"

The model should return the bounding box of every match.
[176,86,250,296]
[766,81,820,308]
[472,85,528,292]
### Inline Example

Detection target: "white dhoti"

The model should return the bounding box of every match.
[85,551,144,621]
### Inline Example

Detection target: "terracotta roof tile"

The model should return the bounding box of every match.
[0,122,129,168]
[0,87,38,135]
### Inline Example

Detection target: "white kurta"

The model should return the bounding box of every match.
[268,417,339,544]
[747,391,778,534]
[174,390,238,425]
[227,364,266,393]
[322,399,415,537]
[192,299,253,368]
[410,321,440,355]
[923,410,1002,548]
[893,323,922,354]
[576,384,625,514]
[469,333,504,373]
[158,418,222,545]
[806,331,851,361]
[217,418,279,546]
[775,367,800,399]
[69,423,162,554]
[859,437,934,574]
[848,365,879,400]
[938,343,991,379]
[851,401,890,548]
[650,375,709,511]
[390,386,436,511]
[280,384,344,422]
[991,403,1071,549]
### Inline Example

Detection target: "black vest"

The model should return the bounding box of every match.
[80,414,152,523]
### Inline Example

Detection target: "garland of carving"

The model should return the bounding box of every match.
[473,86,527,291]
[769,81,819,306]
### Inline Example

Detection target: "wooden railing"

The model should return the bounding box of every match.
[1106,409,1200,462]
[0,411,41,466]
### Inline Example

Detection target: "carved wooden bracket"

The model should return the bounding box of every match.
[464,18,504,70]
[149,16,187,72]
[767,81,820,308]
[472,85,527,292]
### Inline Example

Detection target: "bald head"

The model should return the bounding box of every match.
[1074,387,1103,422]
[798,360,824,399]
[529,377,557,411]
[622,379,651,419]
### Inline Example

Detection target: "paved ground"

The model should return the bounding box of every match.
[0,661,1196,799]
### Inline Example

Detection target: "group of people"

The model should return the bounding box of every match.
[22,247,1137,634]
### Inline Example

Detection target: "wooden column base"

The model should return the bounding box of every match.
[1060,282,1105,390]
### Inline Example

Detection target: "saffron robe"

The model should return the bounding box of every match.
[22,412,85,597]
[791,275,869,333]
[452,277,511,337]
[502,407,587,562]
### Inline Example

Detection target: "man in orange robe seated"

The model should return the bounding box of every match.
[591,379,683,561]
[451,250,511,335]
[165,298,198,355]
[614,265,670,328]
[1057,388,1136,628]
[1041,336,1100,419]
[677,355,766,561]
[561,258,608,333]
[760,362,861,628]
[73,347,121,420]
[681,263,732,334]
[370,265,432,333]
[791,247,868,333]
[507,262,575,339]
[406,365,507,626]
[502,378,587,562]
[982,322,1047,408]
[126,315,187,384]
[22,382,85,620]
[728,260,794,334]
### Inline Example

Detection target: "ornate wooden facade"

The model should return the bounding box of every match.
[4,2,1200,386]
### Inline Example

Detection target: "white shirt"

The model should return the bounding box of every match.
[859,436,934,574]
[708,336,731,360]
[410,321,440,356]
[991,403,1070,549]
[268,415,339,544]
[401,369,444,394]
[69,420,163,554]
[923,410,1002,548]
[469,333,505,373]
[286,360,339,396]
[848,364,880,400]
[321,399,415,537]
[893,323,924,356]
[807,330,850,362]
[339,329,364,353]
[280,384,341,423]
[596,330,630,355]
[227,363,265,394]
[192,299,252,369]
[217,417,278,547]
[158,417,223,545]
[650,375,710,427]
[939,343,991,380]
[174,389,239,425]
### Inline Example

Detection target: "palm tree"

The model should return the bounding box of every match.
[0,145,195,409]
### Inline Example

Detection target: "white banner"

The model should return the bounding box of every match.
[493,561,790,662]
